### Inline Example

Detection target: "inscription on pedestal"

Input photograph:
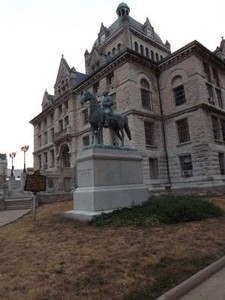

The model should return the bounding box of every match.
[78,168,92,177]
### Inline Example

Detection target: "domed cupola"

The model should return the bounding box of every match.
[116,2,130,17]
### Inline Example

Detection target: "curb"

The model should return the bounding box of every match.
[156,256,225,300]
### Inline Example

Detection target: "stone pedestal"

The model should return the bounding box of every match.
[65,145,148,221]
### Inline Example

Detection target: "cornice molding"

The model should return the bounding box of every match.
[159,41,225,73]
[163,103,225,120]
[126,108,162,120]
[75,49,157,95]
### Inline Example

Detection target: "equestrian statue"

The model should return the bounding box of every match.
[80,90,131,147]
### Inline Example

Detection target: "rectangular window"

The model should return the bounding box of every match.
[212,117,220,140]
[212,68,220,86]
[83,108,89,125]
[203,62,211,81]
[44,152,48,169]
[176,118,190,143]
[216,88,223,108]
[64,100,68,111]
[173,85,186,106]
[50,128,54,141]
[206,83,214,104]
[38,135,41,147]
[64,116,69,128]
[218,153,225,175]
[44,131,47,144]
[43,118,47,130]
[50,149,55,167]
[83,135,90,146]
[141,89,152,110]
[58,105,62,116]
[149,158,159,179]
[93,82,99,94]
[59,119,63,132]
[49,113,54,125]
[221,120,225,142]
[180,155,193,177]
[144,122,154,146]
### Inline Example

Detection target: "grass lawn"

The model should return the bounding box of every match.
[1,197,225,300]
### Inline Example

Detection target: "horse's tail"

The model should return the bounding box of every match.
[124,116,132,140]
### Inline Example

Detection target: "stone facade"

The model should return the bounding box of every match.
[30,3,225,194]
[0,154,7,178]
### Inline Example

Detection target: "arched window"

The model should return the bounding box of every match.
[112,47,116,56]
[151,50,154,60]
[140,79,152,110]
[140,45,144,55]
[107,51,111,62]
[156,53,159,62]
[61,144,70,167]
[117,43,121,53]
[134,42,138,52]
[145,47,149,58]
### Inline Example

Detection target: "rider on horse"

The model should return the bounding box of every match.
[102,91,113,127]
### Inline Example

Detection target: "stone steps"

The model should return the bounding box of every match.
[4,198,33,210]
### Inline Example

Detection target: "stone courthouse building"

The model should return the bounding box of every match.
[30,2,225,195]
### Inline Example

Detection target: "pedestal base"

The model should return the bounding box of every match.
[65,145,148,222]
[64,210,113,222]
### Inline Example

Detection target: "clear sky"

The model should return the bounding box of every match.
[0,0,224,170]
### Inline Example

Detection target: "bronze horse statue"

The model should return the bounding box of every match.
[80,90,131,146]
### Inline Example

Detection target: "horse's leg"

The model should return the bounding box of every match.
[91,126,95,144]
[120,128,124,147]
[101,127,104,144]
[99,126,103,145]
[112,128,122,145]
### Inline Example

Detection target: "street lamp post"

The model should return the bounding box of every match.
[9,152,16,177]
[21,145,29,173]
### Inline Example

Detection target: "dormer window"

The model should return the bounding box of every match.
[147,28,153,37]
[100,34,105,43]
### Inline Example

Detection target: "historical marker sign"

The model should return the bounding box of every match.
[24,170,46,193]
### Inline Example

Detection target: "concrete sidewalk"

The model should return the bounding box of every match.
[157,256,225,300]
[0,209,31,227]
